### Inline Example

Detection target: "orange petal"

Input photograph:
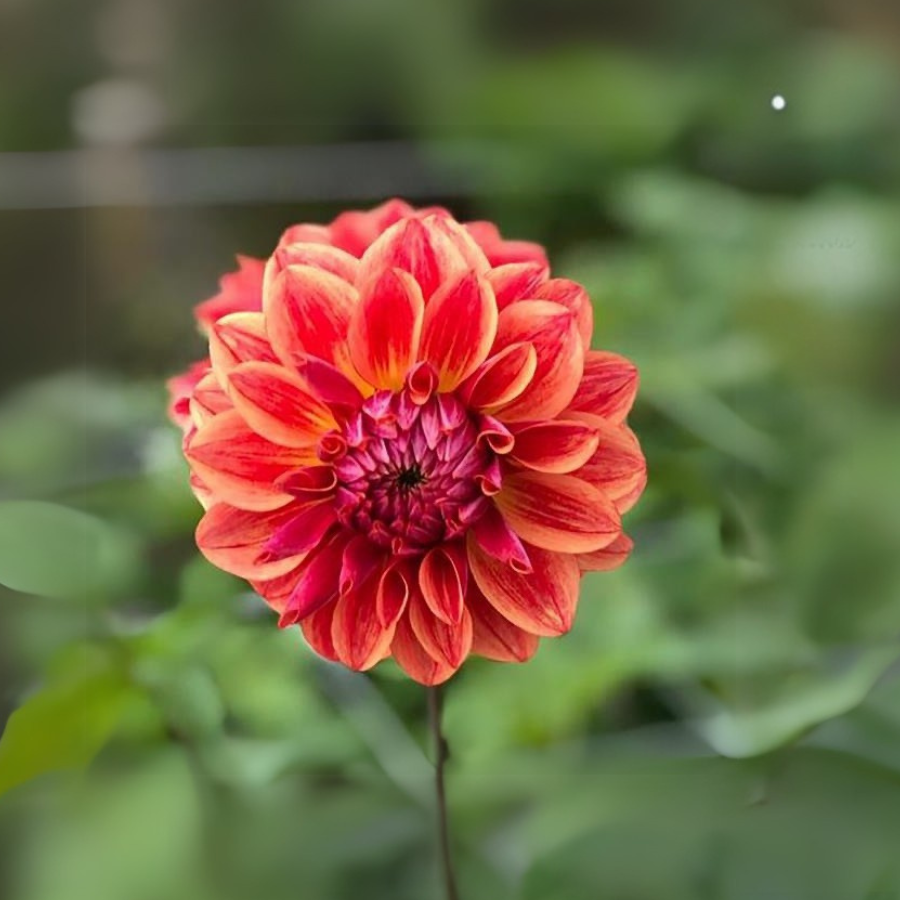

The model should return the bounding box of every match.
[458,342,538,413]
[262,242,359,299]
[571,413,647,514]
[299,601,340,662]
[226,361,336,448]
[465,221,548,268]
[487,262,549,309]
[535,279,593,348]
[419,272,498,391]
[188,371,231,428]
[348,267,424,389]
[375,564,412,628]
[418,544,467,625]
[264,264,358,370]
[329,199,415,257]
[196,502,308,580]
[467,533,580,637]
[567,351,639,424]
[357,217,468,300]
[490,300,584,422]
[390,614,456,685]
[278,531,347,626]
[185,409,309,511]
[509,419,600,474]
[409,593,473,669]
[468,588,539,662]
[578,532,634,572]
[494,471,621,553]
[423,214,491,277]
[209,312,279,376]
[332,569,403,671]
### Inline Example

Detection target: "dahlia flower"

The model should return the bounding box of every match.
[169,200,645,684]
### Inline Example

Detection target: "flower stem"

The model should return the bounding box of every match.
[427,685,460,900]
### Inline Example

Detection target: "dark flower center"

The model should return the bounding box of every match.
[328,387,499,556]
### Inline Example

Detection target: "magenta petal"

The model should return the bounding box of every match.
[340,535,384,595]
[472,504,532,573]
[258,501,337,563]
[294,356,364,417]
[278,532,346,626]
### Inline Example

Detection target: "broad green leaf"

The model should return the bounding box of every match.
[0,501,138,601]
[0,668,131,798]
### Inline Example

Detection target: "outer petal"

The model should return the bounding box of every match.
[196,502,308,581]
[357,217,468,300]
[348,267,424,389]
[209,312,279,376]
[390,614,456,685]
[419,272,498,391]
[567,351,640,424]
[259,501,338,563]
[188,371,231,427]
[332,564,406,670]
[251,566,305,614]
[464,221,548,267]
[195,256,265,329]
[329,199,415,257]
[490,300,584,422]
[487,262,549,310]
[409,593,473,669]
[467,534,580,637]
[262,242,360,299]
[468,589,539,663]
[185,409,308,511]
[279,531,347,626]
[418,544,467,624]
[578,533,634,572]
[167,360,208,431]
[264,265,358,370]
[494,471,621,553]
[299,602,340,662]
[509,419,600,474]
[535,279,593,348]
[458,343,537,413]
[571,413,647,514]
[226,361,336,448]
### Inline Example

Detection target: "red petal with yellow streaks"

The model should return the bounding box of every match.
[509,419,599,474]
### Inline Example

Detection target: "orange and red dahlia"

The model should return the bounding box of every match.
[169,200,645,684]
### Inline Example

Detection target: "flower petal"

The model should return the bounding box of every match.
[409,593,473,669]
[419,272,498,391]
[509,419,600,474]
[418,544,467,625]
[464,222,548,267]
[487,262,549,309]
[196,502,308,580]
[494,471,621,553]
[299,602,339,662]
[390,614,456,685]
[263,242,359,299]
[458,342,538,413]
[333,565,404,670]
[535,278,593,348]
[258,501,338,563]
[188,371,231,428]
[375,564,411,628]
[209,312,279,375]
[468,589,539,662]
[578,532,634,572]
[340,535,384,595]
[571,413,647,514]
[185,409,308,511]
[471,503,532,573]
[467,533,580,636]
[264,264,358,370]
[279,531,347,626]
[329,199,415,257]
[490,300,584,422]
[195,255,265,329]
[226,361,336,448]
[357,217,468,300]
[567,351,639,424]
[348,267,424,389]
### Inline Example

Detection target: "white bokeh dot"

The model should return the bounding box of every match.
[771,94,787,111]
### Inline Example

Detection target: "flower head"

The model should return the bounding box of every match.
[170,201,645,684]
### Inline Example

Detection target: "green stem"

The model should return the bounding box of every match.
[427,685,460,900]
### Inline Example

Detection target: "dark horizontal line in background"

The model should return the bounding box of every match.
[0,142,493,210]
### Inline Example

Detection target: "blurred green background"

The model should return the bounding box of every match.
[2,0,900,898]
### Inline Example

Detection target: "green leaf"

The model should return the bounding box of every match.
[0,666,131,798]
[0,501,139,601]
